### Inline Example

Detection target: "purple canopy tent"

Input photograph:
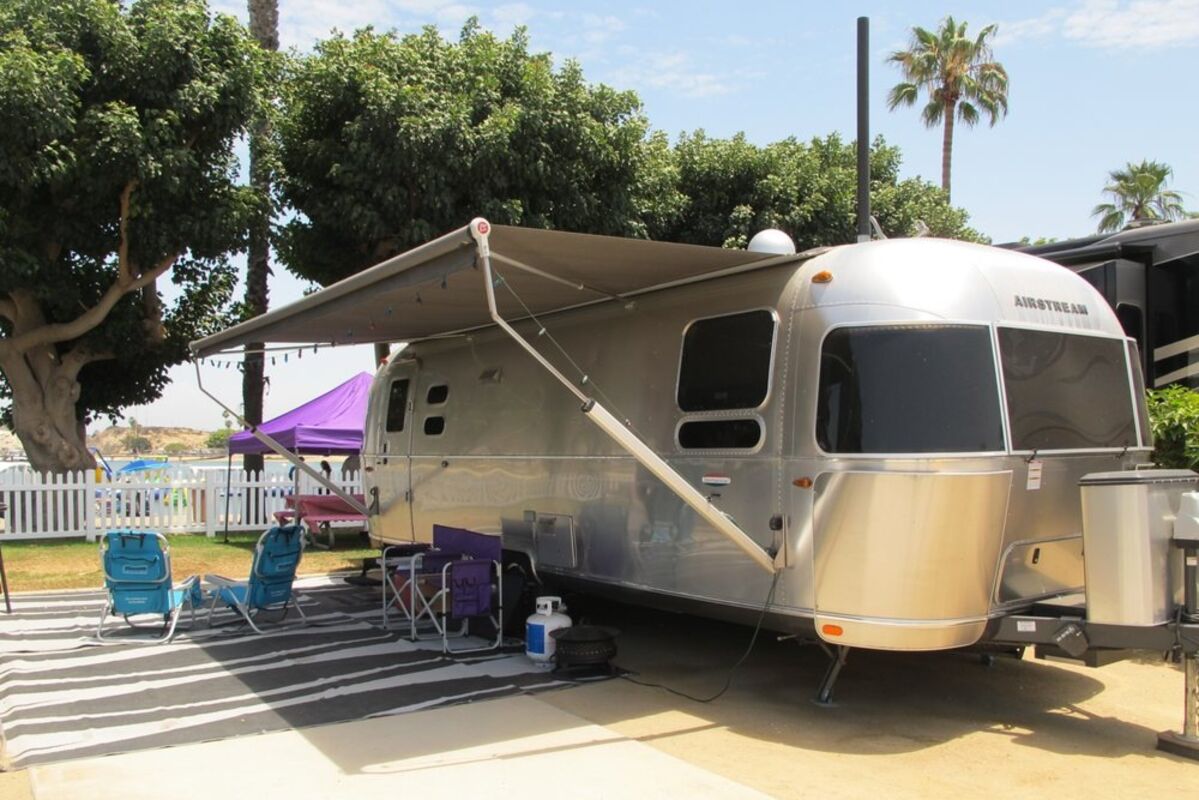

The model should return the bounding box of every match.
[222,372,372,542]
[229,372,372,455]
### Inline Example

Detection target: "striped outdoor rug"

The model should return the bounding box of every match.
[0,577,566,768]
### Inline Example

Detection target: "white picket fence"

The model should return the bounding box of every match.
[0,467,364,541]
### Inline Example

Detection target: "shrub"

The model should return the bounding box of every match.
[1145,386,1199,469]
[206,428,235,450]
[122,435,152,454]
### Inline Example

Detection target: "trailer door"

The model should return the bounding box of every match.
[372,364,418,541]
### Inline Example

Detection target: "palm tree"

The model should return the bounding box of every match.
[1092,160,1187,233]
[242,0,278,476]
[887,17,1009,202]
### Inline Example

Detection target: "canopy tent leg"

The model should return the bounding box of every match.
[222,452,232,543]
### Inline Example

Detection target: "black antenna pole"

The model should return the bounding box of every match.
[857,16,871,243]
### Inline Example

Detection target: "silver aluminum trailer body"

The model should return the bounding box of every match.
[360,237,1147,652]
[192,224,1151,653]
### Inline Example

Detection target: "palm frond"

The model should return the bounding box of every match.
[957,101,979,126]
[1092,203,1125,233]
[920,100,945,127]
[887,82,919,110]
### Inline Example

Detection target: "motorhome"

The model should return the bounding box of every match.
[1017,218,1199,390]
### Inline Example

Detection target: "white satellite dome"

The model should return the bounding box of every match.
[747,228,796,255]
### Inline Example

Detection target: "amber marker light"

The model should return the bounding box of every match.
[793,477,813,489]
[812,270,833,284]
[822,624,844,637]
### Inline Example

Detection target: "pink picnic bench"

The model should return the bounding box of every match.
[273,493,367,549]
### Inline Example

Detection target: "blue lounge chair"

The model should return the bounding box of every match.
[97,531,202,644]
[205,525,308,633]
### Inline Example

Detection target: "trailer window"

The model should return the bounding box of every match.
[678,419,762,449]
[1129,341,1152,447]
[678,310,776,411]
[999,329,1136,450]
[426,384,448,405]
[385,379,410,433]
[817,325,1004,454]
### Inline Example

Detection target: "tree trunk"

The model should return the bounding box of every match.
[0,349,95,473]
[941,100,956,201]
[241,0,279,476]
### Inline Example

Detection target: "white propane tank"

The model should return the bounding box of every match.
[526,596,571,666]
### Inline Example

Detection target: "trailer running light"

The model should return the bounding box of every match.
[822,624,844,637]
[793,477,813,489]
[812,270,833,284]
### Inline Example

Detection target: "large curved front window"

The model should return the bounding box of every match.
[817,324,1004,454]
[998,328,1137,450]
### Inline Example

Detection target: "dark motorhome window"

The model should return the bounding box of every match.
[423,416,445,436]
[817,325,1004,454]
[1128,340,1152,447]
[426,384,449,405]
[999,328,1136,450]
[678,419,762,449]
[385,379,410,433]
[677,310,775,411]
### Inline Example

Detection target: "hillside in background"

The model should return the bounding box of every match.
[89,426,215,456]
[1,426,222,460]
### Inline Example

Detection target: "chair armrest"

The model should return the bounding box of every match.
[202,574,242,588]
[382,543,431,559]
[419,550,464,573]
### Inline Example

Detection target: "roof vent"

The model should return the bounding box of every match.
[748,229,796,255]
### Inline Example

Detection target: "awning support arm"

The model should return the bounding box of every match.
[491,252,626,303]
[470,218,779,575]
[192,360,369,516]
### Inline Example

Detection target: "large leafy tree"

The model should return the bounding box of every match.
[663,131,982,249]
[0,0,261,472]
[1092,159,1188,233]
[886,16,1008,202]
[277,22,679,285]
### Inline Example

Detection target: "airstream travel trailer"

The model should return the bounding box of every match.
[192,221,1199,751]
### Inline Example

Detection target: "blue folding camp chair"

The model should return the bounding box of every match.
[204,524,308,633]
[97,531,203,644]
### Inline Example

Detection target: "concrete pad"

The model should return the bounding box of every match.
[539,602,1199,799]
[0,771,32,800]
[29,695,768,799]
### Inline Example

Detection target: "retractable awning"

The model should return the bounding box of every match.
[191,222,781,358]
[193,219,796,574]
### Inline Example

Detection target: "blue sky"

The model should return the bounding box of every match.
[121,0,1199,432]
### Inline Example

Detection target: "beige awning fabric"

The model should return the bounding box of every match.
[190,223,782,357]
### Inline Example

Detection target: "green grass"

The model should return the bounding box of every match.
[1,532,378,592]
